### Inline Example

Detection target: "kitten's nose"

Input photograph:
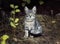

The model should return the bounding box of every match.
[30,16,31,17]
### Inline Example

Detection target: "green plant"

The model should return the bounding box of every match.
[1,35,9,44]
[23,0,30,4]
[39,0,44,5]
[10,4,20,28]
[9,4,20,37]
[10,17,19,28]
[22,0,31,7]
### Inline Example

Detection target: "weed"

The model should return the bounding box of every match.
[1,35,9,44]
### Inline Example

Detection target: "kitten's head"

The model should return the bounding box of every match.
[25,6,36,21]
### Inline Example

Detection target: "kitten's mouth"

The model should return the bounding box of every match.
[26,19,34,22]
[26,20,33,22]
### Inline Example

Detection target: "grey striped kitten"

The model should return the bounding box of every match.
[24,6,42,38]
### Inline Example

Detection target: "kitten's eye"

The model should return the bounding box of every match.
[32,15,35,17]
[26,16,28,17]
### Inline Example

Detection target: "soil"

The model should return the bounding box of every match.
[0,14,60,44]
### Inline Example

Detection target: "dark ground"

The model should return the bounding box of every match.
[0,14,60,44]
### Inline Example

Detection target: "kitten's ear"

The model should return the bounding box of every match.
[25,6,28,13]
[32,6,36,14]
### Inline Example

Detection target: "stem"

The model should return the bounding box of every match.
[1,41,6,44]
[13,8,15,19]
[13,8,16,37]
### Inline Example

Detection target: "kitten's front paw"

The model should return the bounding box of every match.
[24,30,29,39]
[30,35,34,38]
[24,35,28,39]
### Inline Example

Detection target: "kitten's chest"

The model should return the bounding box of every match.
[25,21,35,26]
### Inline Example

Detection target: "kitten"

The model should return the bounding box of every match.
[24,6,42,38]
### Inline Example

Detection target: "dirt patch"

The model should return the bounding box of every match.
[0,15,60,44]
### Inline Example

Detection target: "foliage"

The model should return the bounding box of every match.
[22,3,26,7]
[10,4,20,28]
[10,4,20,15]
[22,0,44,7]
[22,0,31,7]
[23,0,30,4]
[1,35,9,44]
[39,1,44,5]
[10,17,19,28]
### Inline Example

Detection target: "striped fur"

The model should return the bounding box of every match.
[24,6,42,38]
